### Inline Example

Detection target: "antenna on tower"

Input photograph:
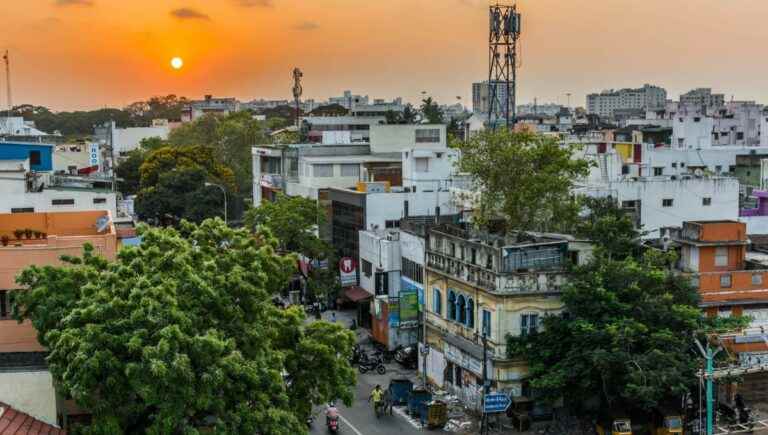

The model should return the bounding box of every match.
[292,68,303,130]
[3,50,11,135]
[487,2,521,130]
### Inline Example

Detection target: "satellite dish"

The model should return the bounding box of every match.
[694,168,704,177]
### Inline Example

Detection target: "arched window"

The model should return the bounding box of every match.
[457,295,466,325]
[466,298,475,328]
[447,290,456,321]
[432,288,442,316]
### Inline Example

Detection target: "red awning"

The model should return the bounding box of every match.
[344,286,373,302]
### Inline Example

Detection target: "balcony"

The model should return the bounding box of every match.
[260,174,284,189]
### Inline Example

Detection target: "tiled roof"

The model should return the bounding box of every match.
[0,402,65,435]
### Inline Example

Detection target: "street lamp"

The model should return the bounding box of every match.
[205,182,227,224]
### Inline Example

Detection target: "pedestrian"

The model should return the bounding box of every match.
[331,311,336,323]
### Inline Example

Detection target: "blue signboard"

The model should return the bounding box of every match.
[483,393,511,414]
[401,276,424,308]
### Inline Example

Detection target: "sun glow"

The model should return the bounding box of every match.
[170,57,184,70]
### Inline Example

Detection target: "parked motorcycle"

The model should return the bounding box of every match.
[394,345,418,369]
[349,344,368,366]
[358,354,386,375]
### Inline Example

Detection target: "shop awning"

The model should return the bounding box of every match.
[344,286,373,302]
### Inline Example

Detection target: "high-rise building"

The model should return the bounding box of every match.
[680,88,725,109]
[586,84,667,118]
[472,81,512,115]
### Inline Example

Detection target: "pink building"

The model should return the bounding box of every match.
[0,211,116,427]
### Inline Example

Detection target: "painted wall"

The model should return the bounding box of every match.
[0,187,117,217]
[0,370,57,425]
[112,126,169,155]
[369,124,447,153]
[0,143,53,172]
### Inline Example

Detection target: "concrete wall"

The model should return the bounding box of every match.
[0,143,53,172]
[369,125,447,153]
[673,115,714,149]
[365,190,458,231]
[0,370,57,425]
[0,188,117,216]
[112,126,169,155]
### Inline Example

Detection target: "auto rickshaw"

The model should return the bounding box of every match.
[651,408,683,435]
[596,417,633,435]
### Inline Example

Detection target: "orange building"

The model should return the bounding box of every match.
[0,210,116,427]
[676,220,768,356]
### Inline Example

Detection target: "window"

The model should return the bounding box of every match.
[737,132,745,140]
[466,298,474,328]
[671,162,678,169]
[0,291,10,320]
[653,167,663,176]
[715,247,728,267]
[445,362,454,384]
[449,243,456,257]
[340,164,360,177]
[313,164,333,177]
[447,290,456,321]
[93,198,107,204]
[52,199,75,206]
[432,288,442,316]
[621,165,629,175]
[702,197,712,206]
[720,274,732,288]
[362,259,372,278]
[29,150,41,165]
[415,157,430,172]
[385,220,400,229]
[662,198,673,207]
[454,365,463,387]
[621,200,637,209]
[521,313,539,336]
[471,248,477,265]
[680,162,685,167]
[10,207,33,213]
[457,295,466,324]
[402,258,423,283]
[375,272,389,296]
[694,117,701,122]
[752,273,763,286]
[729,166,736,173]
[415,128,441,143]
[715,165,722,173]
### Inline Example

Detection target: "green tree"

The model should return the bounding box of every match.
[115,149,145,196]
[135,167,230,224]
[420,97,444,124]
[244,195,337,300]
[309,104,349,117]
[574,196,641,260]
[13,219,356,434]
[138,145,235,191]
[138,136,166,152]
[456,130,591,232]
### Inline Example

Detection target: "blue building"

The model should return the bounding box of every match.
[0,142,54,172]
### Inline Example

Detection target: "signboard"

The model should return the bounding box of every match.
[483,393,511,414]
[401,276,424,309]
[339,257,357,287]
[88,143,100,169]
[388,300,400,327]
[443,343,491,378]
[399,291,419,328]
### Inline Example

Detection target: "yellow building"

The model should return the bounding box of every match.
[421,223,592,409]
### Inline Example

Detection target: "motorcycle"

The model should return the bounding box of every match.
[348,344,368,366]
[358,354,386,375]
[394,345,418,369]
[327,415,339,433]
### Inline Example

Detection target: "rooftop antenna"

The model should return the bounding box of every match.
[292,67,303,130]
[3,50,11,135]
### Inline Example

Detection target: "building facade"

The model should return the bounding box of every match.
[586,84,667,118]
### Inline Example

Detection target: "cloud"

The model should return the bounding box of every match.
[170,7,211,21]
[55,0,94,6]
[237,0,272,7]
[294,21,319,31]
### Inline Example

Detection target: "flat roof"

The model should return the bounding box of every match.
[0,141,54,148]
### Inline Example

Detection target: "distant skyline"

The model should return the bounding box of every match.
[2,0,768,111]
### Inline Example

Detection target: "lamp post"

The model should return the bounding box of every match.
[205,182,227,224]
[420,343,430,387]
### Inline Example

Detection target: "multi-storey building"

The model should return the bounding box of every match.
[181,95,241,122]
[586,84,667,118]
[672,101,764,148]
[680,88,725,109]
[0,210,117,428]
[472,81,512,115]
[422,223,592,409]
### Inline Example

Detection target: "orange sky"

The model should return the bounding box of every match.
[2,0,768,111]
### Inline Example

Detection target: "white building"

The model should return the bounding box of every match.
[586,84,667,118]
[672,102,764,148]
[472,81,512,115]
[181,95,241,122]
[107,121,171,156]
[304,115,386,144]
[680,88,725,109]
[0,117,52,137]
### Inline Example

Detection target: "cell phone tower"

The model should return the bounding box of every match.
[487,3,521,130]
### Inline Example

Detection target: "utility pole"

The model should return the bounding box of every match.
[480,332,489,435]
[3,50,11,134]
[292,68,303,130]
[487,3,521,130]
[694,338,720,435]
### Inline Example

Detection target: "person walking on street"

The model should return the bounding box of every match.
[331,311,336,323]
[368,384,384,418]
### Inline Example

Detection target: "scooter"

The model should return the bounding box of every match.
[349,344,368,366]
[327,415,339,433]
[357,354,386,375]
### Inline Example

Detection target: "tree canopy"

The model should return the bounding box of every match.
[456,130,592,232]
[574,196,641,260]
[420,97,444,124]
[13,219,356,434]
[244,195,338,300]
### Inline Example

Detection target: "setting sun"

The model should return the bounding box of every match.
[170,57,184,70]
